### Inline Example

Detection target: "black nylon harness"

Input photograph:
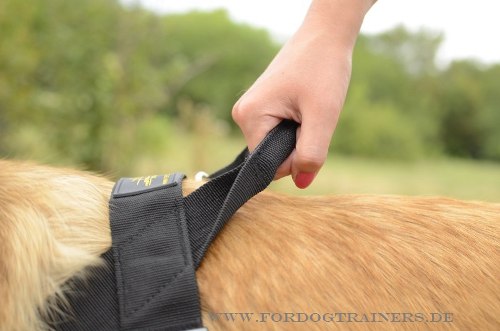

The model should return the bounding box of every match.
[50,120,298,331]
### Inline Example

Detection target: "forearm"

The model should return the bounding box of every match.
[298,0,376,50]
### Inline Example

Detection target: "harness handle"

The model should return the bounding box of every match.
[184,120,299,268]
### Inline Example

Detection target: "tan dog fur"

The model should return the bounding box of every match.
[0,159,499,330]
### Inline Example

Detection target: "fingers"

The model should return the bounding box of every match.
[274,152,293,179]
[291,109,337,188]
[232,43,347,189]
[232,91,298,181]
[232,97,282,153]
[233,91,339,189]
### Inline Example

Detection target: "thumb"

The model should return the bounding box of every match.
[291,113,336,189]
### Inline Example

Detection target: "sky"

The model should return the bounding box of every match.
[130,0,500,65]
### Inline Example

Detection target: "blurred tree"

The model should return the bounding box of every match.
[333,85,424,160]
[368,25,443,76]
[0,1,498,170]
[479,64,500,160]
[162,10,279,123]
[343,28,444,159]
[0,4,279,171]
[437,60,500,159]
[0,0,174,171]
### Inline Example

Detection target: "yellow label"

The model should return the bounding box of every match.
[129,174,170,187]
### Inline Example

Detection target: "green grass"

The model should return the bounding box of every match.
[270,156,500,202]
[128,131,500,203]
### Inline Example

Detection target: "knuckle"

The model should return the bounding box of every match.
[296,149,326,171]
[231,97,254,124]
[231,101,243,124]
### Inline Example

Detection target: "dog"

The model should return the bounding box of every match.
[0,159,499,331]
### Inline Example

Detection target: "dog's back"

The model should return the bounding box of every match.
[0,160,499,330]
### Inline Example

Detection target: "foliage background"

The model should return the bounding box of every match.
[1,0,499,201]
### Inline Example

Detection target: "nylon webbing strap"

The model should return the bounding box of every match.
[51,120,298,330]
[185,120,298,267]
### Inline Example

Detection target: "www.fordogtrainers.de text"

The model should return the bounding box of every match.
[208,311,454,324]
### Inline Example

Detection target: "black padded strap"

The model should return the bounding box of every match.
[53,174,205,331]
[185,120,298,267]
[109,173,203,330]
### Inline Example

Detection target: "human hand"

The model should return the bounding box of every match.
[232,0,374,188]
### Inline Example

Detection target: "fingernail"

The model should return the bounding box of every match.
[294,172,316,189]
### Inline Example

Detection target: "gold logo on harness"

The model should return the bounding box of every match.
[129,174,170,187]
[129,175,156,187]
